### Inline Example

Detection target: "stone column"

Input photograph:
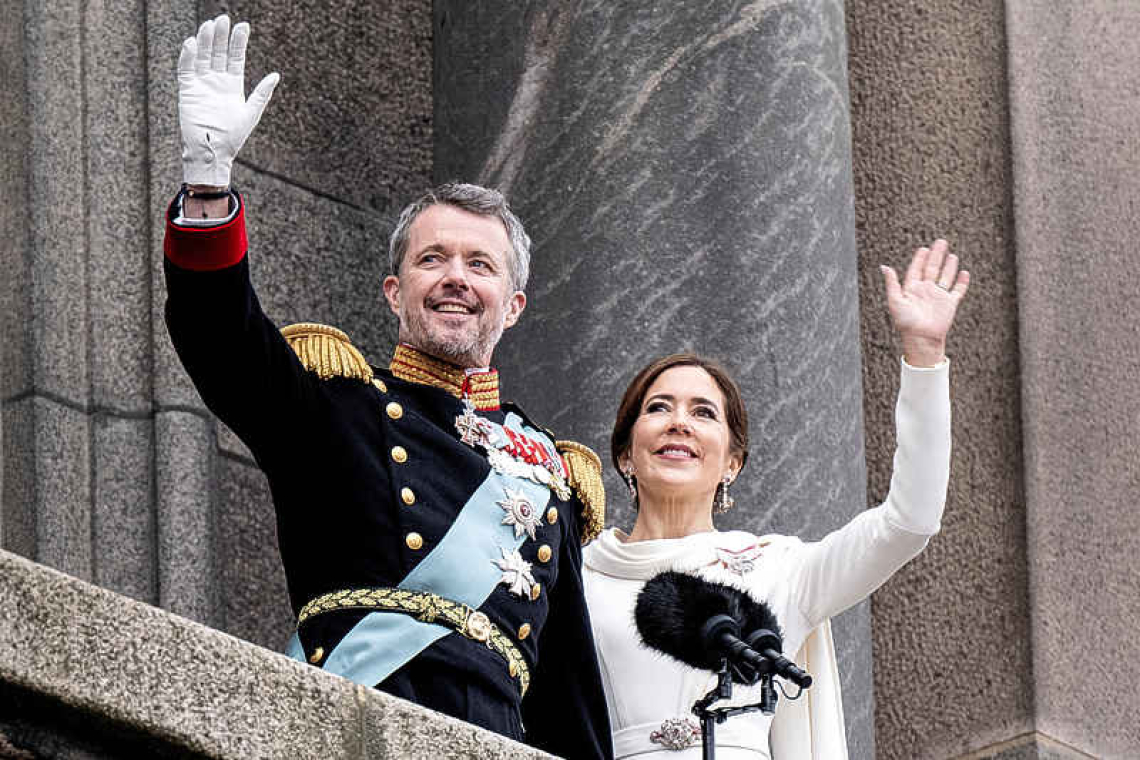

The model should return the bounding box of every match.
[1006,2,1140,756]
[845,3,1034,757]
[1,1,156,601]
[849,1,1140,757]
[435,2,872,753]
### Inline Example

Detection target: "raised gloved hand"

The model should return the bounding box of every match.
[178,14,280,187]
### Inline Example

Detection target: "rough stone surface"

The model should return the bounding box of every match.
[25,1,90,404]
[1005,2,1140,757]
[85,0,154,412]
[155,411,218,626]
[844,2,1036,757]
[148,0,204,412]
[216,455,292,651]
[0,549,544,759]
[92,415,156,604]
[198,0,434,215]
[32,398,93,581]
[358,687,552,760]
[954,733,1100,760]
[0,0,32,403]
[0,400,35,559]
[436,1,871,754]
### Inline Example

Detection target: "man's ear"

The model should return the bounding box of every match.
[502,291,527,329]
[382,275,401,316]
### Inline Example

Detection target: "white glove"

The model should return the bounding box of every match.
[178,14,280,187]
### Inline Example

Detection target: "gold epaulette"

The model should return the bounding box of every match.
[280,323,373,384]
[556,440,606,544]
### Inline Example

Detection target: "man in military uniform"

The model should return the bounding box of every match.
[164,15,612,759]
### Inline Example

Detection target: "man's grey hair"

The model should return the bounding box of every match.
[388,182,531,293]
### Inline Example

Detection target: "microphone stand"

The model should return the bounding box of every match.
[690,659,780,760]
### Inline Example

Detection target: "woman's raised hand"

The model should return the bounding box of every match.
[879,239,970,367]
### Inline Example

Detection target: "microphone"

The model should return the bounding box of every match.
[733,588,813,690]
[745,628,812,689]
[634,571,811,688]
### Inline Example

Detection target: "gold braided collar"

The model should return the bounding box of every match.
[389,343,500,411]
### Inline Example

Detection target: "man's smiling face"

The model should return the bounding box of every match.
[382,203,526,368]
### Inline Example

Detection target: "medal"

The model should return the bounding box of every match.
[454,399,572,499]
[492,546,537,598]
[454,399,489,447]
[498,488,541,540]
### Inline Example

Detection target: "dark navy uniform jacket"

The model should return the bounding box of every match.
[163,192,613,760]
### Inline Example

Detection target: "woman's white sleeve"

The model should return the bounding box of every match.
[790,358,952,626]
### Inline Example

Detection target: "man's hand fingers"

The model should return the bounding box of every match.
[178,37,197,78]
[210,14,231,73]
[228,22,250,77]
[904,246,927,290]
[194,18,214,75]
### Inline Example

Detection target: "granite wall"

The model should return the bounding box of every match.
[1005,1,1140,756]
[849,1,1140,757]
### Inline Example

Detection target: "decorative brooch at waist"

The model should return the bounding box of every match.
[454,399,571,500]
[650,717,702,751]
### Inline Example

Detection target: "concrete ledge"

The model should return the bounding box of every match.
[0,550,549,759]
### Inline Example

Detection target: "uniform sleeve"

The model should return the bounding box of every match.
[521,503,614,760]
[163,191,319,457]
[789,358,952,627]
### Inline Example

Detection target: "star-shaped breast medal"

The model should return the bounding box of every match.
[492,546,537,598]
[498,488,541,540]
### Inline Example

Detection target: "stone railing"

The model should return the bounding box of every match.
[0,550,549,759]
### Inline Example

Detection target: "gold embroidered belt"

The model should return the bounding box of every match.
[297,587,530,696]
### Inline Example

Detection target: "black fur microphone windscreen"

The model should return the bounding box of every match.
[634,571,783,671]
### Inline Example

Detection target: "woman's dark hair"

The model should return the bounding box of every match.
[611,353,750,476]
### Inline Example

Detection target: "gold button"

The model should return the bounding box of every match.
[518,623,532,640]
[406,532,423,550]
[537,545,552,563]
[391,446,408,463]
[308,646,324,664]
[509,660,519,677]
[386,402,403,420]
[372,379,387,393]
[530,583,542,601]
[401,487,415,506]
[546,507,558,524]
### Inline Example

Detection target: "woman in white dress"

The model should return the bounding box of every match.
[583,240,970,759]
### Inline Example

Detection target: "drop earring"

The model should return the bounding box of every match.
[622,464,637,506]
[714,473,735,515]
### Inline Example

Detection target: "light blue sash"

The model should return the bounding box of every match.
[285,412,554,688]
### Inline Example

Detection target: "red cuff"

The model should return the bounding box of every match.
[164,194,248,271]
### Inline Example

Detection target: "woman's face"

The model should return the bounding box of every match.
[622,365,741,510]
